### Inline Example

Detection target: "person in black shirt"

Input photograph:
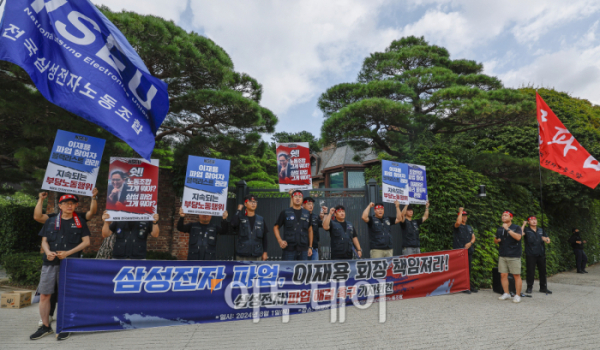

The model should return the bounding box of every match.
[399,201,430,255]
[176,207,229,260]
[102,211,160,259]
[521,216,552,293]
[453,208,477,293]
[288,190,325,260]
[230,195,269,261]
[274,190,313,260]
[361,201,401,258]
[568,228,588,273]
[494,210,523,303]
[31,194,90,341]
[322,205,362,260]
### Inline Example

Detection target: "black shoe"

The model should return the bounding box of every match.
[540,289,552,294]
[30,325,53,340]
[470,288,478,293]
[582,270,589,273]
[462,290,471,294]
[525,288,532,294]
[56,332,71,341]
[577,271,585,274]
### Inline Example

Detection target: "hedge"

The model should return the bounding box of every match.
[1,252,43,286]
[0,203,42,258]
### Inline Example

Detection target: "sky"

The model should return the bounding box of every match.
[96,0,600,140]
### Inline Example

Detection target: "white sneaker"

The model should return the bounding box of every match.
[513,295,521,303]
[498,293,511,300]
[38,316,53,327]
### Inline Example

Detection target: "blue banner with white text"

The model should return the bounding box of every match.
[0,0,169,159]
[56,251,469,333]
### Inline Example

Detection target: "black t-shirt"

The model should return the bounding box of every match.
[452,224,474,252]
[274,208,303,227]
[524,226,548,256]
[109,221,153,236]
[400,218,423,247]
[327,221,358,238]
[496,224,522,258]
[367,216,397,228]
[569,233,584,249]
[39,215,91,266]
[176,217,230,236]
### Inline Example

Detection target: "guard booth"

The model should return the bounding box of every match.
[213,179,406,260]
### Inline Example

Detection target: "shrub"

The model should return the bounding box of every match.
[0,203,42,258]
[1,252,43,286]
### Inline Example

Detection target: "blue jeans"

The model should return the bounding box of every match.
[310,248,319,261]
[282,250,309,261]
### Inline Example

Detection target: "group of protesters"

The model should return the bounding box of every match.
[29,188,591,341]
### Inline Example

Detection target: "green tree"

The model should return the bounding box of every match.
[271,131,321,152]
[318,36,534,158]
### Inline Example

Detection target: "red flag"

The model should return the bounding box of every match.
[537,92,600,188]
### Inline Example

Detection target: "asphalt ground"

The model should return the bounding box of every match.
[1,263,599,350]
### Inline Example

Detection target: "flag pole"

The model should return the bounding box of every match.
[536,91,545,232]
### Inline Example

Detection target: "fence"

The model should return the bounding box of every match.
[212,179,405,260]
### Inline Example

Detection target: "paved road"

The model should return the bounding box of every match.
[2,264,599,350]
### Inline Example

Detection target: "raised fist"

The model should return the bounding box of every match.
[369,202,374,208]
[39,192,48,200]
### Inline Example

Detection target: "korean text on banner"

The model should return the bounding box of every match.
[407,164,428,204]
[41,130,105,196]
[382,160,409,204]
[106,157,158,221]
[182,156,230,216]
[0,0,169,160]
[56,249,469,333]
[276,142,312,192]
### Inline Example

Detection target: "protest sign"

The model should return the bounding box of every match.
[382,161,428,204]
[182,156,230,216]
[276,142,312,192]
[105,157,158,221]
[42,130,105,196]
[57,249,469,333]
[0,0,169,159]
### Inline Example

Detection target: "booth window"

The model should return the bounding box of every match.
[348,171,365,188]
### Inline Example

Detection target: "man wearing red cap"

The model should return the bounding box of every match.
[361,201,402,258]
[274,190,313,260]
[494,210,523,303]
[30,194,90,341]
[522,216,552,294]
[453,208,477,293]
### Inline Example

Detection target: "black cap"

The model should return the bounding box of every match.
[58,194,79,203]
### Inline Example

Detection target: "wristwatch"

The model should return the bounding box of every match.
[92,196,98,200]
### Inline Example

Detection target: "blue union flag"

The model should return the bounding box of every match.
[0,0,169,159]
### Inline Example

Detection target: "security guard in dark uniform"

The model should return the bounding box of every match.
[399,201,430,255]
[569,228,588,274]
[230,195,269,261]
[322,205,363,260]
[101,211,160,259]
[177,207,230,260]
[274,190,313,260]
[522,215,552,294]
[453,208,477,293]
[361,201,402,258]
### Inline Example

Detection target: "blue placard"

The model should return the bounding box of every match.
[0,0,169,159]
[408,164,428,203]
[50,129,105,173]
[185,156,230,193]
[382,160,409,188]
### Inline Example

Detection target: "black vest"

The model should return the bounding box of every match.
[236,215,265,257]
[330,221,354,259]
[310,213,321,249]
[369,216,393,250]
[187,224,218,260]
[497,225,522,258]
[112,222,151,259]
[524,227,545,257]
[403,219,420,248]
[282,208,310,250]
[46,216,83,256]
[453,224,474,252]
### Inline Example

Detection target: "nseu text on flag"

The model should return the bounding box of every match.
[537,92,600,189]
[0,0,169,159]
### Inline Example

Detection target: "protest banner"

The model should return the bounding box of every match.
[41,130,105,196]
[0,0,169,159]
[382,160,428,204]
[56,249,469,333]
[276,142,312,192]
[105,157,159,221]
[182,156,230,216]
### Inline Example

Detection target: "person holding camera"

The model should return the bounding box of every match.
[494,210,523,303]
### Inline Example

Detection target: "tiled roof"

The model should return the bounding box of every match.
[312,145,378,176]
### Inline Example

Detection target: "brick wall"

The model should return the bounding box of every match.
[46,169,192,259]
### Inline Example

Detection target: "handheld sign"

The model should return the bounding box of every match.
[407,164,428,204]
[276,142,312,192]
[42,130,105,196]
[382,161,428,204]
[105,157,158,221]
[182,156,230,216]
